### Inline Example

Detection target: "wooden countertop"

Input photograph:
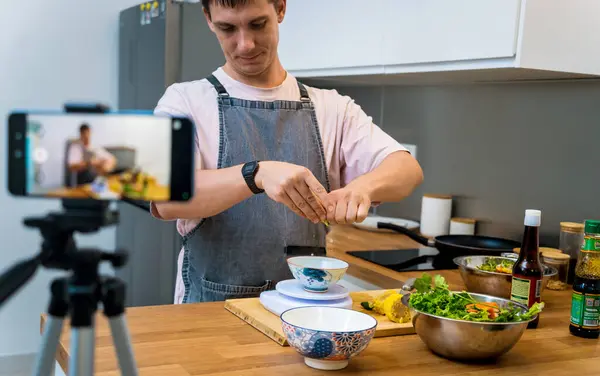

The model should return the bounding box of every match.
[46,173,169,201]
[43,225,599,375]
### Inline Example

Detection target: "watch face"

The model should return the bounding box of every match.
[243,161,256,176]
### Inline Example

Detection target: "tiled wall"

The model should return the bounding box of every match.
[311,80,600,246]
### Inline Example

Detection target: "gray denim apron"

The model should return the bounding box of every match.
[76,144,98,185]
[181,74,330,303]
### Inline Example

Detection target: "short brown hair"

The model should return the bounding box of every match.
[202,0,276,17]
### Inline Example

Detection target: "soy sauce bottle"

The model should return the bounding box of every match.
[511,209,544,329]
[569,220,600,339]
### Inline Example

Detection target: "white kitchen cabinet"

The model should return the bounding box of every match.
[381,0,521,66]
[278,0,385,75]
[280,0,600,84]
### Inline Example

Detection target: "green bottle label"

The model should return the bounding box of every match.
[571,291,600,328]
[582,238,600,251]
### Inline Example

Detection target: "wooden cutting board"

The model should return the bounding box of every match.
[224,290,415,346]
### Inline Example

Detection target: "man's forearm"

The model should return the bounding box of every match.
[154,164,253,220]
[348,151,424,203]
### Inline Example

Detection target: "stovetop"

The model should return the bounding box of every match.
[347,247,459,272]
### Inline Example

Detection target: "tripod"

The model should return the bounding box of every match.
[0,103,145,375]
[0,202,139,376]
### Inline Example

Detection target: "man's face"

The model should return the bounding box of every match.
[205,0,285,77]
[81,129,90,145]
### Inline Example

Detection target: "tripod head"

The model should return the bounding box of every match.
[24,201,122,268]
[0,200,127,308]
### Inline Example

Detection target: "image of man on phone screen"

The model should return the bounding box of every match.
[67,123,116,186]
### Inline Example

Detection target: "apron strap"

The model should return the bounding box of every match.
[206,74,229,97]
[297,81,311,102]
[208,73,311,103]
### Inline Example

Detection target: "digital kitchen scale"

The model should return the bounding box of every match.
[347,247,459,272]
[259,279,353,316]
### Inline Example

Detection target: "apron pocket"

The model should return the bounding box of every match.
[199,278,272,302]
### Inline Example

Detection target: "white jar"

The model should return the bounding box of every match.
[449,218,476,235]
[419,194,452,237]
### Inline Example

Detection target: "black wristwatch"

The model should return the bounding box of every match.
[242,161,264,194]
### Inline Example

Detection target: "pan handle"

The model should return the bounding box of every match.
[376,222,436,247]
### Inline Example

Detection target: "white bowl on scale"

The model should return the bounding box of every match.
[287,256,349,292]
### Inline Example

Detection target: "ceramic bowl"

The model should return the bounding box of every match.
[280,306,377,370]
[287,256,349,292]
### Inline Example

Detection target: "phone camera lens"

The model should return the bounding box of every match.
[173,121,182,130]
[14,150,22,159]
[182,192,189,200]
[15,132,22,140]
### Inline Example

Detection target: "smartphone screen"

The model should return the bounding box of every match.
[7,111,194,202]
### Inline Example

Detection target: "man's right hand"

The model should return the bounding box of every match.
[255,161,328,224]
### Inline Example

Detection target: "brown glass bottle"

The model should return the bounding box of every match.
[511,210,544,329]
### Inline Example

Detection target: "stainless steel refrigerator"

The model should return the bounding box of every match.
[116,0,224,307]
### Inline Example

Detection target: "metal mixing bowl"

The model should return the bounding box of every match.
[401,292,535,361]
[453,255,558,300]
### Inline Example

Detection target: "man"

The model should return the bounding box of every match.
[67,123,116,186]
[151,0,424,304]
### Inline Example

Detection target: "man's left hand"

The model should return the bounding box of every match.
[324,185,371,225]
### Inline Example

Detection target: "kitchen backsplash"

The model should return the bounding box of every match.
[306,79,600,246]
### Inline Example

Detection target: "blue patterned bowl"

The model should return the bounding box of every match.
[281,306,377,370]
[287,256,349,292]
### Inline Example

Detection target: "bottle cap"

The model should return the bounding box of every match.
[524,209,541,227]
[560,222,584,233]
[542,250,570,260]
[584,220,600,235]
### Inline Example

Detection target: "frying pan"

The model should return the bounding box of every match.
[377,222,521,256]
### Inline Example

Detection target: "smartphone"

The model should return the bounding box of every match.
[7,111,194,202]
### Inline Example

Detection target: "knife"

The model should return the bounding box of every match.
[401,277,416,292]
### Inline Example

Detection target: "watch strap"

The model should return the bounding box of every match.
[242,161,264,194]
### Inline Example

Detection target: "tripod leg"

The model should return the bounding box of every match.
[35,317,64,376]
[69,326,95,376]
[108,316,138,376]
[67,280,98,376]
[33,279,68,376]
[103,277,138,376]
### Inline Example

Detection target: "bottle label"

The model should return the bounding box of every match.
[511,275,542,307]
[570,292,600,329]
[582,238,600,251]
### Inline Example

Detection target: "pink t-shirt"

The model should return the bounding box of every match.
[152,67,407,303]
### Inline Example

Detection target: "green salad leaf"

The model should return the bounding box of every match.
[413,273,432,293]
[408,273,544,323]
[520,302,545,321]
[434,274,449,290]
[477,257,515,273]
